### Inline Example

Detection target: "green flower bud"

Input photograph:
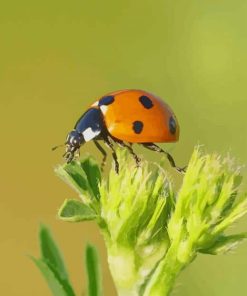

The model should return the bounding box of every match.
[56,147,247,296]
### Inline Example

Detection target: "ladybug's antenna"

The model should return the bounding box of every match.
[52,143,65,151]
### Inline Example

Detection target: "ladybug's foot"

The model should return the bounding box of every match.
[63,151,74,163]
[141,143,186,174]
[129,151,141,168]
[135,156,141,168]
[117,141,141,168]
[100,160,106,172]
[175,165,187,174]
[114,160,119,174]
[111,149,119,174]
[74,149,80,160]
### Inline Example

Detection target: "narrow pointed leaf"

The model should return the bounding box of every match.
[58,199,97,222]
[85,244,102,296]
[39,225,76,296]
[200,233,247,255]
[40,225,68,280]
[31,257,70,296]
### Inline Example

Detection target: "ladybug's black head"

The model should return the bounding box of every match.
[64,130,84,163]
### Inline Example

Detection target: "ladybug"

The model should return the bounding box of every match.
[55,89,185,173]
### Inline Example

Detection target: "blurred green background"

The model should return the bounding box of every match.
[1,0,247,295]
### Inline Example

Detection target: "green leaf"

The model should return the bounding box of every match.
[39,225,75,296]
[200,233,247,255]
[55,160,90,197]
[85,244,102,296]
[55,157,101,203]
[31,257,70,296]
[80,157,101,199]
[40,225,68,280]
[58,199,98,222]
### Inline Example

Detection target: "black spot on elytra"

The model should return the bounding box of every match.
[99,95,115,106]
[133,121,143,134]
[169,116,176,134]
[139,95,154,109]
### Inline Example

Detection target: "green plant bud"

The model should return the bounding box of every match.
[56,147,247,296]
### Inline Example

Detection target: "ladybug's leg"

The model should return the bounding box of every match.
[103,136,119,174]
[141,143,186,174]
[93,140,107,172]
[115,140,141,167]
[74,148,80,160]
[125,143,141,167]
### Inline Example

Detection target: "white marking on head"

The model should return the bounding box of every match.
[82,127,101,142]
[91,101,99,107]
[100,105,108,114]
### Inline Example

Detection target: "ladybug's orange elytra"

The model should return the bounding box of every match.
[98,89,179,143]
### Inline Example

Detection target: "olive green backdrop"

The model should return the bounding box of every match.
[1,0,247,295]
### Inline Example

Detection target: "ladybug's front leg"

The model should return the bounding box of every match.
[93,140,107,172]
[74,148,80,160]
[103,136,119,174]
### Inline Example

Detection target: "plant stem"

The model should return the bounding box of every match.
[107,246,139,296]
[143,243,191,296]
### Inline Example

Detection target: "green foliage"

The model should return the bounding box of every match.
[200,233,247,255]
[55,147,247,296]
[167,149,247,259]
[58,199,97,222]
[80,158,101,199]
[32,225,102,296]
[55,157,101,210]
[31,257,71,296]
[85,244,102,296]
[32,225,75,296]
[39,225,69,280]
